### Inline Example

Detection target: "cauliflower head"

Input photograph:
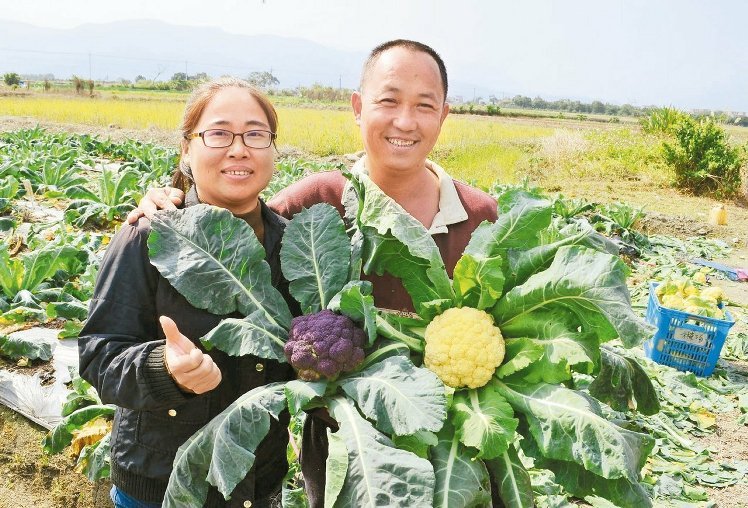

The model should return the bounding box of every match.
[424,307,505,389]
[283,309,366,381]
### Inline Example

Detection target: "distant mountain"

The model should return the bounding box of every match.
[0,19,366,89]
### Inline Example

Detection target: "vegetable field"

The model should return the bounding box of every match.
[0,122,747,508]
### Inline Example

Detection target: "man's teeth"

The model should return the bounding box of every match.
[388,138,415,147]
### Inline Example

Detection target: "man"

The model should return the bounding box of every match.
[130,39,498,506]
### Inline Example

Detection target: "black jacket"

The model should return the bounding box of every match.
[78,195,296,507]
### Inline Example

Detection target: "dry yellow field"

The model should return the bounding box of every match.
[0,94,559,187]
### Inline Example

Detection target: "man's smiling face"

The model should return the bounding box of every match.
[352,46,449,175]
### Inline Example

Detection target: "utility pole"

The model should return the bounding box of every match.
[339,74,342,90]
[185,60,188,77]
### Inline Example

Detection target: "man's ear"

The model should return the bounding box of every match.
[440,102,450,125]
[352,91,363,125]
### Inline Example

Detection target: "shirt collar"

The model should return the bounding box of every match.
[348,155,468,234]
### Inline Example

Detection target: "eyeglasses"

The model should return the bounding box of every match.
[185,129,276,149]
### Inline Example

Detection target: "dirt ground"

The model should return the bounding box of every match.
[1,116,748,507]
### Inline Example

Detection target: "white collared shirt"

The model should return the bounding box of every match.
[347,155,468,234]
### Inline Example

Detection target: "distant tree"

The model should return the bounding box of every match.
[248,71,280,89]
[135,75,146,82]
[589,100,605,114]
[619,104,637,117]
[512,95,532,108]
[87,80,95,96]
[531,96,548,110]
[3,72,21,86]
[72,75,84,94]
[170,72,190,91]
[43,79,52,92]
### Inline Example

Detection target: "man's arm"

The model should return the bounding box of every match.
[125,187,185,224]
[267,170,348,219]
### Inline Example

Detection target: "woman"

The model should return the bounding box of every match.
[78,77,296,508]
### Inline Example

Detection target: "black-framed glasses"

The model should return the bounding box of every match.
[185,129,276,149]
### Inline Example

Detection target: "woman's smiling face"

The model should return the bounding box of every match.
[182,86,275,215]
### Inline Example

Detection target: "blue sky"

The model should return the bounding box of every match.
[3,0,747,111]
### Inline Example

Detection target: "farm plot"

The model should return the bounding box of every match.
[0,126,746,507]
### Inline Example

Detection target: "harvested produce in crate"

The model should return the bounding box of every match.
[654,277,726,318]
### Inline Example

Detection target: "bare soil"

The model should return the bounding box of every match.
[1,116,747,507]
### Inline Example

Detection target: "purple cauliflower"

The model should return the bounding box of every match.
[284,310,366,381]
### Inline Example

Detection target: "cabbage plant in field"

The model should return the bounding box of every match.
[147,203,447,507]
[347,171,661,507]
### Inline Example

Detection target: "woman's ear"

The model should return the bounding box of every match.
[181,140,190,165]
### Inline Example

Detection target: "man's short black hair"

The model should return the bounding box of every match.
[360,39,448,101]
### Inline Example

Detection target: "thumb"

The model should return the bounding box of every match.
[160,316,196,355]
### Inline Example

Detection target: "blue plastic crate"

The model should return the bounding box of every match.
[643,282,735,376]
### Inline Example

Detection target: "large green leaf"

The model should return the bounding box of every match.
[285,379,327,414]
[329,396,435,508]
[0,245,84,299]
[495,338,545,379]
[77,432,111,481]
[464,193,551,256]
[431,422,492,508]
[504,228,617,289]
[496,381,654,483]
[281,203,351,313]
[338,355,446,436]
[449,193,553,310]
[328,280,378,345]
[537,457,652,508]
[493,246,653,348]
[163,383,287,507]
[589,346,660,416]
[46,300,89,321]
[349,171,454,316]
[200,309,288,360]
[0,333,54,361]
[42,405,115,454]
[100,168,139,207]
[483,446,534,508]
[503,332,599,384]
[452,252,505,311]
[325,429,348,508]
[452,386,517,459]
[149,205,291,328]
[392,430,438,459]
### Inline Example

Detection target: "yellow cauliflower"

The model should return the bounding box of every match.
[424,307,505,389]
[700,286,725,305]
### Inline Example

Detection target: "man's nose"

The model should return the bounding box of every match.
[392,106,417,131]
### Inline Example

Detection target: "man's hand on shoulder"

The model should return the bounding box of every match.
[126,187,185,224]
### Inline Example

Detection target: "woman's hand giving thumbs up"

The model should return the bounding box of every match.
[160,315,222,394]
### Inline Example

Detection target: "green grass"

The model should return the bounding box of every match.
[1,91,717,192]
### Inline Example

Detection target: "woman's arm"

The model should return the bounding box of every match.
[77,221,191,411]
